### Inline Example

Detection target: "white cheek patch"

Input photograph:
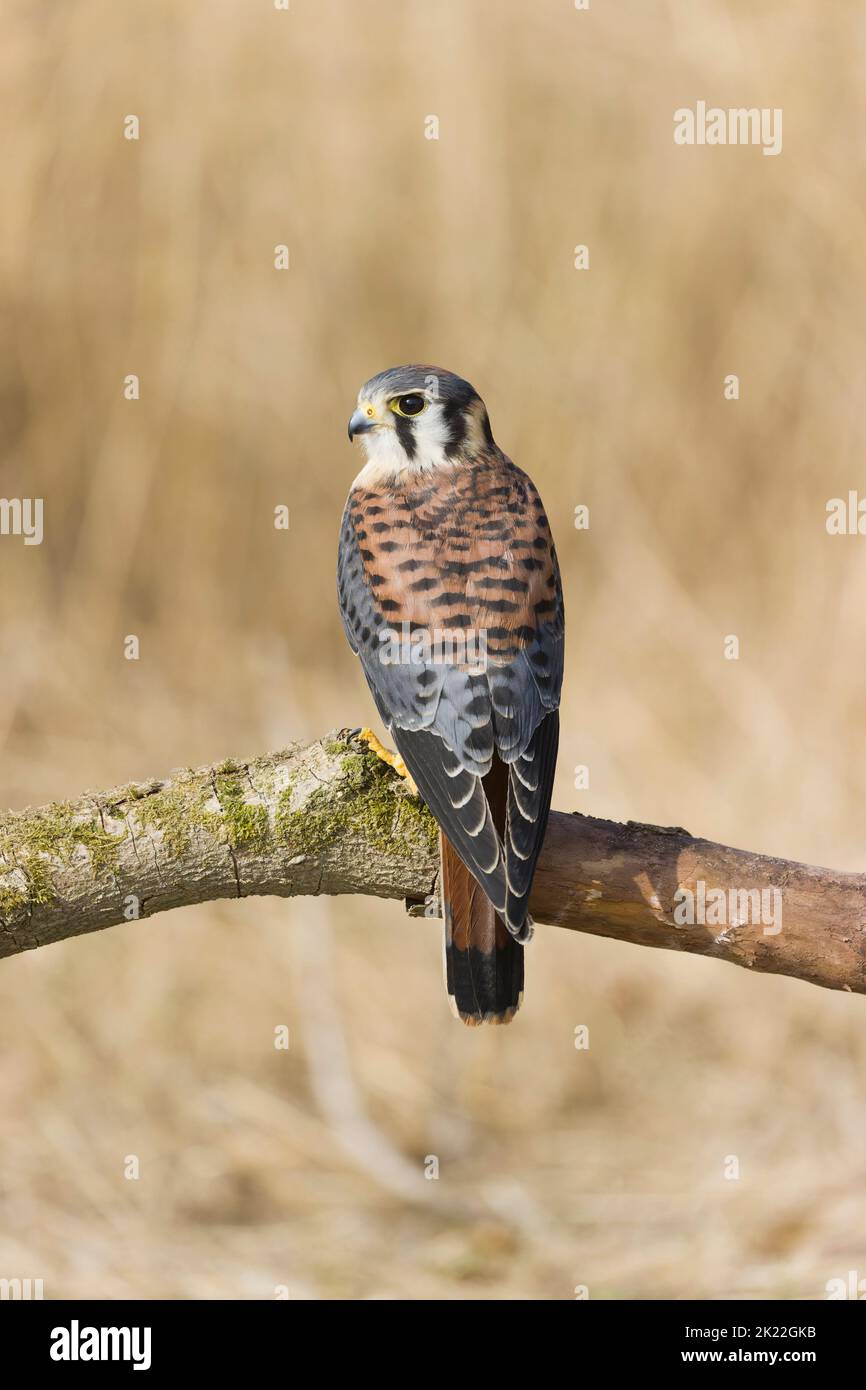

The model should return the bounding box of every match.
[352,403,454,487]
[413,403,452,468]
[353,427,413,487]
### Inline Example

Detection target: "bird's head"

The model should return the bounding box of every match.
[347,365,495,483]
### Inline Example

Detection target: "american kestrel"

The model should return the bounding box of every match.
[338,366,564,1024]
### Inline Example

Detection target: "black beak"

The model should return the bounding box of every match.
[348,408,375,442]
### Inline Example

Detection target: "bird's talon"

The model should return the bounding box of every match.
[356,728,419,796]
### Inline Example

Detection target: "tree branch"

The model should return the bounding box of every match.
[1,732,864,997]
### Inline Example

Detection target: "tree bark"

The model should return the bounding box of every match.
[0,732,863,997]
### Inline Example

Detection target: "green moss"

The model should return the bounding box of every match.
[132,777,210,859]
[18,803,123,875]
[276,785,340,856]
[322,738,348,758]
[212,772,270,853]
[17,852,56,904]
[130,768,269,858]
[0,742,435,926]
[0,879,27,920]
[276,747,437,859]
[0,800,125,921]
[340,752,367,792]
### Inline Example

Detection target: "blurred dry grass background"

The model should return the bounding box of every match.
[1,0,865,1299]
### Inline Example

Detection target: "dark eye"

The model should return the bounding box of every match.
[391,393,427,418]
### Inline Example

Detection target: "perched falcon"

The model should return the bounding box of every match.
[337,366,564,1024]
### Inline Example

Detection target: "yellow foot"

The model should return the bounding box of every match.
[356,728,419,797]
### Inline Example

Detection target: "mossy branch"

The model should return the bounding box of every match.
[0,732,864,1000]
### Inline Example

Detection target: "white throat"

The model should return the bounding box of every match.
[352,416,452,488]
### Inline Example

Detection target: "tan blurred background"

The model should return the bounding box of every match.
[1,0,865,1300]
